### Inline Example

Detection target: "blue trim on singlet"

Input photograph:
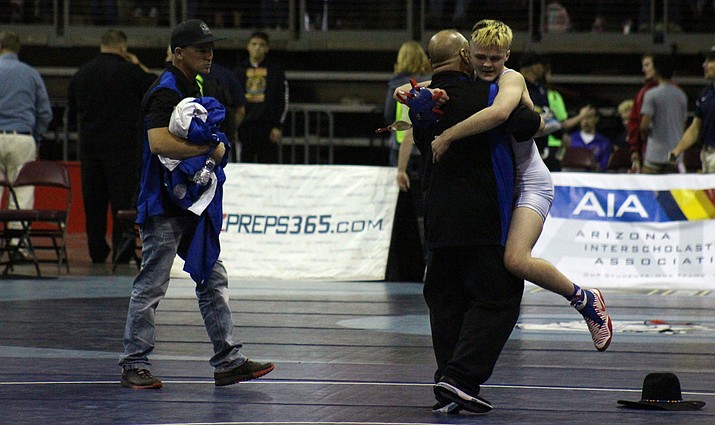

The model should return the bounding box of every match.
[487,82,516,246]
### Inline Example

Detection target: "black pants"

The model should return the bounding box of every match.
[80,149,138,263]
[385,186,424,282]
[423,245,523,395]
[238,121,279,164]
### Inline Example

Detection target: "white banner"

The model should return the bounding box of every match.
[172,163,399,281]
[534,173,715,289]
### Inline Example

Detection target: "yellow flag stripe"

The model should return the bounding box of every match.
[670,189,715,220]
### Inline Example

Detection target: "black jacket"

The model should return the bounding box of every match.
[68,53,156,152]
[236,57,288,129]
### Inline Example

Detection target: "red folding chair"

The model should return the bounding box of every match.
[0,161,71,276]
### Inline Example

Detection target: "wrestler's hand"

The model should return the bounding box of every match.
[396,170,410,192]
[431,131,451,163]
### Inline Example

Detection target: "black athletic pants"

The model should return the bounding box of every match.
[423,245,523,395]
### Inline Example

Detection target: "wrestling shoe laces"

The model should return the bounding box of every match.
[572,288,613,351]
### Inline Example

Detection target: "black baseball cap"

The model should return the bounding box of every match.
[171,19,225,51]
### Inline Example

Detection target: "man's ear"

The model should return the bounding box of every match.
[459,48,470,65]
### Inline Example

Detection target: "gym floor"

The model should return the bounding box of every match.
[0,235,713,425]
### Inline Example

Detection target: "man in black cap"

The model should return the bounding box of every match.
[118,19,275,389]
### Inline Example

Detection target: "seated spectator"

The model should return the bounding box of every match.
[262,0,288,29]
[133,0,158,18]
[638,0,682,32]
[545,1,571,32]
[426,0,472,28]
[568,111,613,171]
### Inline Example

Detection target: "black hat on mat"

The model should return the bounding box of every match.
[617,372,706,411]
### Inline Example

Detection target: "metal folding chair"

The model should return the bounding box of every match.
[605,147,632,173]
[0,169,41,276]
[0,161,71,276]
[561,147,600,172]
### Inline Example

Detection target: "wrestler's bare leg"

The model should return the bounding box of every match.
[503,206,613,351]
[503,206,574,297]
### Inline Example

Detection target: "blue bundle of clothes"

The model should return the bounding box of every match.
[163,96,231,285]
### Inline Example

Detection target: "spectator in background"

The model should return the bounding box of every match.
[385,41,432,169]
[0,31,52,248]
[670,46,715,173]
[7,0,51,23]
[542,58,596,170]
[133,0,158,18]
[262,0,289,29]
[200,64,247,163]
[519,52,552,162]
[236,31,288,164]
[545,1,571,33]
[638,0,682,32]
[69,29,156,264]
[567,110,613,171]
[384,40,431,283]
[207,2,243,28]
[9,0,23,23]
[613,99,634,150]
[427,0,473,28]
[628,53,656,172]
[91,0,118,25]
[638,54,687,173]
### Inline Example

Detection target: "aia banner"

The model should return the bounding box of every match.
[549,186,715,223]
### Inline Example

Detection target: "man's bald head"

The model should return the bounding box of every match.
[428,30,469,70]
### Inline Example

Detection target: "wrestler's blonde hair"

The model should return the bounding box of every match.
[471,19,512,52]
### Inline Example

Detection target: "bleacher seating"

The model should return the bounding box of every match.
[10,1,712,166]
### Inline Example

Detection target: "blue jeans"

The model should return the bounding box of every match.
[119,215,246,372]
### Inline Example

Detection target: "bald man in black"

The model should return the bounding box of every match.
[408,29,541,414]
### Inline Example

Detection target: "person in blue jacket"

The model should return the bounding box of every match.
[118,19,274,390]
[567,111,613,171]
